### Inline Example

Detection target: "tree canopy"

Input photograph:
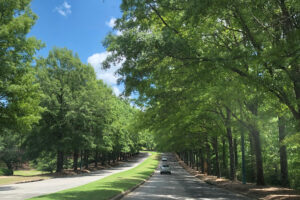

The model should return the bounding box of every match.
[103,0,300,188]
[0,0,150,175]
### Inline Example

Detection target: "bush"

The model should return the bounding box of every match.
[31,152,56,173]
[0,168,13,176]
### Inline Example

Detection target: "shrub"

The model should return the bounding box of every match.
[0,168,13,176]
[31,152,56,173]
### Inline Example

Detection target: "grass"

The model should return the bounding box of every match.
[14,170,47,176]
[0,169,50,185]
[30,152,159,200]
[0,175,50,185]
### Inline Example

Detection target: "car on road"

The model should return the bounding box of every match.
[162,157,167,161]
[160,164,171,174]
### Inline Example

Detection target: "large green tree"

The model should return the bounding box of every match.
[0,0,43,132]
[25,47,144,173]
[103,0,300,187]
[34,48,94,172]
[0,0,43,171]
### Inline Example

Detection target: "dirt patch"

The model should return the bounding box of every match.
[176,154,300,200]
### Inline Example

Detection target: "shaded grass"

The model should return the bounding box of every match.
[30,152,159,200]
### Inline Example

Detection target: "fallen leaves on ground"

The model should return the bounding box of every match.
[176,154,300,200]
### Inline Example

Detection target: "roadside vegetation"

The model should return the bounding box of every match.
[0,175,50,186]
[13,170,47,176]
[1,0,300,197]
[0,169,50,185]
[0,0,155,177]
[30,152,159,200]
[102,0,300,190]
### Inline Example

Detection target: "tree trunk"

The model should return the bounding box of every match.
[184,151,188,164]
[80,150,83,170]
[205,134,211,175]
[73,149,79,171]
[250,127,265,185]
[200,148,204,173]
[241,131,246,184]
[226,108,236,180]
[56,150,64,173]
[192,151,195,168]
[108,152,111,164]
[234,138,238,169]
[196,151,199,171]
[222,138,227,177]
[247,102,265,186]
[4,160,13,172]
[278,116,289,187]
[112,152,116,163]
[213,136,221,178]
[187,151,190,167]
[101,153,105,165]
[190,150,193,167]
[84,150,89,169]
[94,150,98,168]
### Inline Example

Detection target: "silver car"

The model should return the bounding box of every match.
[162,157,167,161]
[160,164,171,174]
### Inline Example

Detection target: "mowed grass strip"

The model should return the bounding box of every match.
[0,170,50,185]
[30,152,159,200]
[0,176,50,186]
[14,170,48,176]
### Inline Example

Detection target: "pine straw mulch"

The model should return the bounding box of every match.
[49,161,126,177]
[175,154,300,200]
[1,161,127,185]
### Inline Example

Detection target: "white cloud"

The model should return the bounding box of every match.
[116,30,123,36]
[55,1,71,16]
[87,52,120,85]
[87,52,124,96]
[106,17,123,36]
[113,87,121,96]
[106,17,116,28]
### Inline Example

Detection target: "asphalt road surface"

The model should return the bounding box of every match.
[122,153,253,200]
[0,152,149,200]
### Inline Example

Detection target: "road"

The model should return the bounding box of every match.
[122,153,253,200]
[0,152,149,200]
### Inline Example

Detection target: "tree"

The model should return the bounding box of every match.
[34,47,94,172]
[0,0,43,172]
[103,0,300,187]
[0,0,43,133]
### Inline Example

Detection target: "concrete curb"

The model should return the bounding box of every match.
[110,169,156,200]
[14,179,46,185]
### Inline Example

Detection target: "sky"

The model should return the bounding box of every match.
[29,0,124,96]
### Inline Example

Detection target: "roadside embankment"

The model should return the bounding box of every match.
[176,154,300,200]
[30,152,159,200]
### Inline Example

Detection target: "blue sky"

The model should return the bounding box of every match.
[29,0,123,95]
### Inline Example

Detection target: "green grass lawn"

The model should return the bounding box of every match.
[0,170,50,185]
[14,170,47,176]
[0,175,50,185]
[30,152,159,200]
